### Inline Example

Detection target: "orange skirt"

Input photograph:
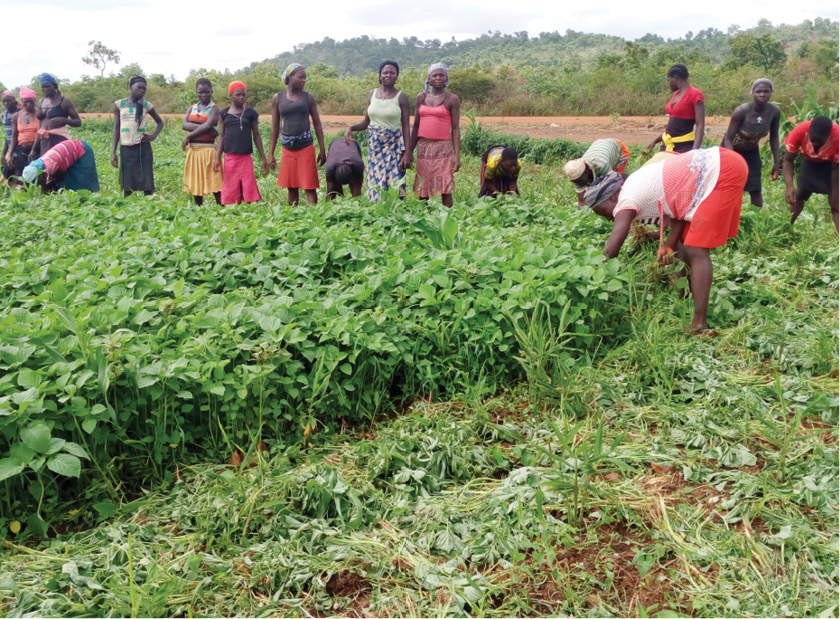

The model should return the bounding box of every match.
[277,144,319,190]
[682,148,748,249]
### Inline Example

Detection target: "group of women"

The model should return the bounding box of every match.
[1,63,837,333]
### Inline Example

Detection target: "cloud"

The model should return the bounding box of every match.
[32,0,150,8]
[213,25,255,37]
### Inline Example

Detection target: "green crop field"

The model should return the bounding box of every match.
[0,120,837,618]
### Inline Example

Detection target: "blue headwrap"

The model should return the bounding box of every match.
[39,73,58,87]
[425,63,449,92]
[584,171,625,209]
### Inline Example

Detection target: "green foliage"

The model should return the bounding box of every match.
[461,122,587,164]
[727,33,787,72]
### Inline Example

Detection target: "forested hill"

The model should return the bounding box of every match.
[253,18,838,75]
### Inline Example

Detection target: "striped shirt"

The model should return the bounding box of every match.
[583,139,624,177]
[40,139,86,181]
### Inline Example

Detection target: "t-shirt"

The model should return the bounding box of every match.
[784,120,839,163]
[615,148,721,225]
[39,138,86,181]
[116,98,153,146]
[221,107,259,155]
[582,139,624,177]
[484,146,522,180]
[665,86,704,120]
[2,108,16,140]
[325,137,364,182]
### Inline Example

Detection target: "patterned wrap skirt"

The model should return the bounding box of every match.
[366,125,405,202]
[277,144,319,190]
[413,138,454,198]
[221,153,261,205]
[184,143,222,196]
[59,141,100,192]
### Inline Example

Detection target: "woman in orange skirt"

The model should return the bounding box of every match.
[269,64,326,205]
[585,147,748,332]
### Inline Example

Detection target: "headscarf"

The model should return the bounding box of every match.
[129,75,147,88]
[228,81,246,94]
[583,171,624,209]
[126,76,147,125]
[563,158,588,182]
[1,90,15,100]
[19,87,37,100]
[282,63,303,84]
[378,60,400,84]
[425,63,449,92]
[39,73,58,87]
[22,159,44,183]
[751,78,773,94]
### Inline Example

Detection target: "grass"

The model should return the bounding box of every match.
[0,120,837,618]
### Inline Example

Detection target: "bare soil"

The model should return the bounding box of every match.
[80,114,732,145]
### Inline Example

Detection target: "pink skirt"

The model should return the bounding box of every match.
[413,138,454,198]
[221,153,261,205]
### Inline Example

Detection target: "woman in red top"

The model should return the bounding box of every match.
[408,63,461,207]
[645,64,705,154]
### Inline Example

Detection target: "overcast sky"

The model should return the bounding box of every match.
[3,0,837,89]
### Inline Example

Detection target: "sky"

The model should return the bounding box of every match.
[3,0,837,89]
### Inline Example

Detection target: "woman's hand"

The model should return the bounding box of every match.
[344,128,354,145]
[48,117,67,129]
[317,150,327,166]
[268,155,277,171]
[182,137,190,151]
[399,152,412,169]
[656,246,675,266]
[771,168,780,181]
[111,152,119,168]
[453,156,461,173]
[261,159,269,175]
[141,134,156,143]
[785,186,797,205]
[213,157,221,173]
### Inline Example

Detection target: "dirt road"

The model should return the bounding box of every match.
[80,114,731,145]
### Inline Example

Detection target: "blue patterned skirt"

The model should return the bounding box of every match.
[366,126,405,202]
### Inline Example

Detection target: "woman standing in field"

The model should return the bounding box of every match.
[111,76,164,196]
[409,63,461,207]
[269,64,327,206]
[36,73,81,154]
[344,60,412,202]
[645,64,705,154]
[585,147,748,332]
[182,78,223,205]
[5,88,39,186]
[2,91,21,181]
[722,78,781,208]
[214,81,268,205]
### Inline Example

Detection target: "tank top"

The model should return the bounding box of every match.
[278,90,311,136]
[17,112,39,144]
[187,101,216,144]
[417,94,452,141]
[732,103,774,151]
[116,98,153,146]
[368,90,402,131]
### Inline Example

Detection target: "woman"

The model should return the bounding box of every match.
[645,64,705,154]
[408,63,461,207]
[564,137,630,206]
[344,60,412,202]
[111,76,163,196]
[214,81,268,205]
[324,136,364,201]
[585,147,748,332]
[36,73,81,154]
[182,78,223,205]
[479,145,522,197]
[2,91,21,181]
[5,88,39,186]
[722,78,781,208]
[22,138,99,193]
[269,64,326,206]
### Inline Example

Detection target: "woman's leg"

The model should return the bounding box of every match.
[194,195,204,206]
[304,189,318,205]
[288,188,299,205]
[442,193,453,208]
[213,192,221,205]
[749,190,763,208]
[681,245,713,331]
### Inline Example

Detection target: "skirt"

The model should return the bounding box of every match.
[414,138,454,198]
[119,142,155,192]
[277,144,319,190]
[221,152,261,205]
[736,147,762,193]
[11,143,34,181]
[797,159,832,197]
[614,140,630,174]
[366,126,405,202]
[184,144,222,196]
[58,142,99,192]
[682,148,748,249]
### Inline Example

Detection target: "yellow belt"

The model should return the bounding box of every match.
[662,130,695,152]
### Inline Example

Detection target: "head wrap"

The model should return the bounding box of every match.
[39,73,58,87]
[751,78,773,94]
[563,158,588,182]
[22,159,44,183]
[228,80,246,94]
[128,75,147,88]
[1,90,15,100]
[282,63,304,84]
[425,63,449,92]
[19,87,37,100]
[583,172,624,209]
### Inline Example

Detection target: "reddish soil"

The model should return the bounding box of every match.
[79,114,732,145]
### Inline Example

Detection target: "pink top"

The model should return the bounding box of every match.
[41,139,86,181]
[417,101,452,141]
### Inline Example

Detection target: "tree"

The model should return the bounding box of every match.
[727,33,785,72]
[82,40,121,78]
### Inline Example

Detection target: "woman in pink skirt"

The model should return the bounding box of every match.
[408,63,461,207]
[214,81,268,205]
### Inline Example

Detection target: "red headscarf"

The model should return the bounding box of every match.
[228,81,246,94]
